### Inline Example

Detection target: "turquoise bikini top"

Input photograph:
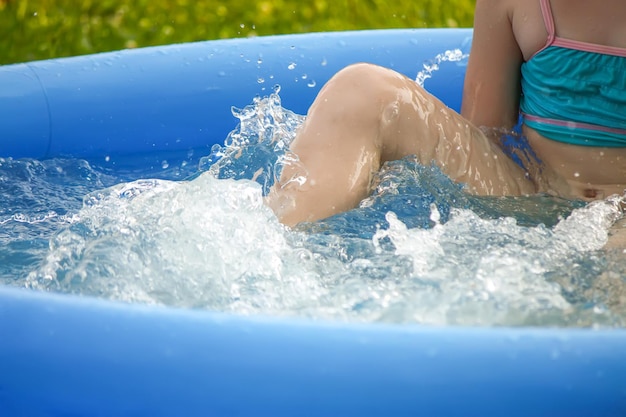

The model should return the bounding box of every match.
[519,0,626,147]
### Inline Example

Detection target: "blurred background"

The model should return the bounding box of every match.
[0,0,475,65]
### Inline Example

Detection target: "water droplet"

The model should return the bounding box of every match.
[593,305,607,314]
[307,80,317,88]
[257,77,265,84]
[429,203,441,224]
[321,57,328,66]
[105,156,110,162]
[162,160,169,169]
[288,62,296,70]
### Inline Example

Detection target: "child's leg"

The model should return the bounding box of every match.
[267,63,536,226]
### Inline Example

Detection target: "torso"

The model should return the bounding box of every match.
[511,0,626,199]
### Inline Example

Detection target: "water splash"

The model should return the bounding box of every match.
[416,49,469,87]
[22,164,623,326]
[5,90,626,328]
[199,85,305,195]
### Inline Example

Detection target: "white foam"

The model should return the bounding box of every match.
[21,89,626,327]
[25,172,625,326]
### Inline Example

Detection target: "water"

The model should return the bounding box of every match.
[2,75,626,328]
[415,48,469,87]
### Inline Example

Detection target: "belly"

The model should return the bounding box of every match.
[524,126,626,200]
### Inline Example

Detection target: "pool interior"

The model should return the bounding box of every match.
[1,91,625,328]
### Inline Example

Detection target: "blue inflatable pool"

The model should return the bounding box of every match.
[1,29,625,417]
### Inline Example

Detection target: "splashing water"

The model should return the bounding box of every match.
[3,88,626,327]
[415,49,469,87]
[198,85,305,195]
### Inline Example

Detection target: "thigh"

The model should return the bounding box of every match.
[268,63,537,226]
[374,66,536,196]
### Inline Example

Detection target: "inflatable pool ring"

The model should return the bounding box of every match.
[0,29,625,417]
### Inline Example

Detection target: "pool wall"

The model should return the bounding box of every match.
[2,286,626,417]
[1,29,625,416]
[0,29,468,162]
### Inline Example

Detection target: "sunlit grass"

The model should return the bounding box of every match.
[0,0,475,64]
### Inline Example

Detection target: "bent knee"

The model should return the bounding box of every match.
[329,63,431,103]
[319,64,419,113]
[329,63,403,92]
[333,62,391,80]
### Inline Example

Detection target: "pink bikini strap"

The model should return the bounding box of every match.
[538,0,626,57]
[539,0,556,45]
[527,0,556,59]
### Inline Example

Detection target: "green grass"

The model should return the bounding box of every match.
[0,0,476,65]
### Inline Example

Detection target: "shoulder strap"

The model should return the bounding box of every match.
[540,0,557,43]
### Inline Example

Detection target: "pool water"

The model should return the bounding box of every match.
[1,91,625,328]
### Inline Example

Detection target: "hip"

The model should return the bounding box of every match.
[524,126,626,200]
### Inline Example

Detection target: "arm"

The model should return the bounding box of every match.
[461,0,523,130]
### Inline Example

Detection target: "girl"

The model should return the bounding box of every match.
[267,0,626,227]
